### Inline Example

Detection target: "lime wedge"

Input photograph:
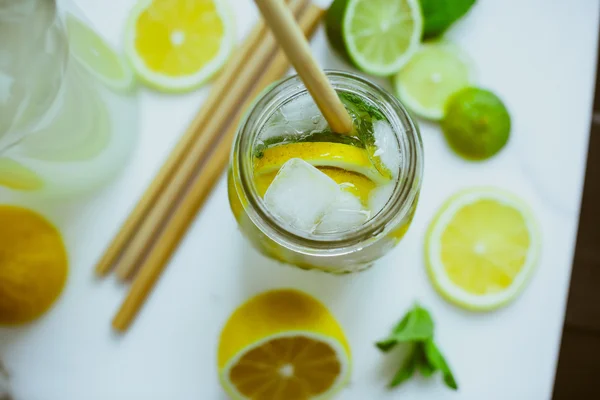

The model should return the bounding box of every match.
[66,14,134,92]
[425,188,540,311]
[394,42,474,120]
[326,0,423,76]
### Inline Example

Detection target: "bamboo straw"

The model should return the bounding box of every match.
[112,4,325,333]
[254,0,353,134]
[113,0,308,281]
[94,19,268,277]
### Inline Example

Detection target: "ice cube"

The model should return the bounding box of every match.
[373,120,401,178]
[315,191,370,234]
[261,95,328,140]
[368,183,395,217]
[264,158,341,233]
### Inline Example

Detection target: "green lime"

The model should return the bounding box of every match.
[393,42,474,120]
[420,0,477,38]
[325,0,423,76]
[441,88,511,160]
[66,14,134,92]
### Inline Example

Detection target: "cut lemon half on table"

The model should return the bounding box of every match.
[425,188,541,311]
[218,289,351,400]
[66,14,134,92]
[326,0,423,76]
[394,42,474,120]
[254,142,388,185]
[0,206,68,325]
[124,0,234,92]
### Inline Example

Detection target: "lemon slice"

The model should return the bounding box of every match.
[255,167,376,206]
[124,0,234,92]
[218,289,351,400]
[254,142,387,185]
[393,42,474,120]
[0,158,45,191]
[425,188,540,311]
[66,14,134,92]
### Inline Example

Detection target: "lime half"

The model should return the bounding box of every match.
[66,14,134,92]
[394,42,474,120]
[425,188,540,311]
[442,87,511,160]
[326,0,423,76]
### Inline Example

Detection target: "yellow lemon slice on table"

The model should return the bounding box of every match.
[218,289,351,400]
[125,0,234,92]
[0,206,68,325]
[425,188,541,311]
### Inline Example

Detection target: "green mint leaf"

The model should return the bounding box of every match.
[375,312,412,352]
[389,345,418,388]
[375,305,435,352]
[423,339,458,390]
[393,305,435,342]
[415,343,436,377]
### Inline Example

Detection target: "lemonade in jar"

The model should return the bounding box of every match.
[0,0,138,197]
[228,71,423,273]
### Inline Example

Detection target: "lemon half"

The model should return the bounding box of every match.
[0,206,68,325]
[218,289,351,400]
[425,188,541,311]
[124,0,234,92]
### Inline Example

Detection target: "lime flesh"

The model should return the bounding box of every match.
[394,42,474,120]
[326,0,423,76]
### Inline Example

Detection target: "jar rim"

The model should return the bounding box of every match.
[233,70,423,257]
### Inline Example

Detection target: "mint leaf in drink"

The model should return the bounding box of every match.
[423,339,458,390]
[375,305,434,351]
[420,0,477,38]
[389,345,418,388]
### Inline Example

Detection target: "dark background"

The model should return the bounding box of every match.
[552,43,600,398]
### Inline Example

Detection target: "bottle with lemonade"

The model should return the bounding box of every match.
[228,71,423,273]
[0,0,138,198]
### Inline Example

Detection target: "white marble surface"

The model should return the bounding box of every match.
[0,0,599,399]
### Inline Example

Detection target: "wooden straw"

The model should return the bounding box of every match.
[254,0,353,134]
[113,0,308,281]
[112,4,325,333]
[94,19,268,277]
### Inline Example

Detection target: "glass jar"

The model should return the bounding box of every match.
[0,0,138,198]
[228,71,423,274]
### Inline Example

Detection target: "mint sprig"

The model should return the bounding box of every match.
[375,304,458,390]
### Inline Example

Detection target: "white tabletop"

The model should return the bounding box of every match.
[1,0,599,399]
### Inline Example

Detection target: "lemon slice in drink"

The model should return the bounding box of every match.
[124,0,234,92]
[425,188,541,311]
[218,289,351,400]
[66,14,134,92]
[254,142,387,185]
[326,0,423,76]
[394,42,474,120]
